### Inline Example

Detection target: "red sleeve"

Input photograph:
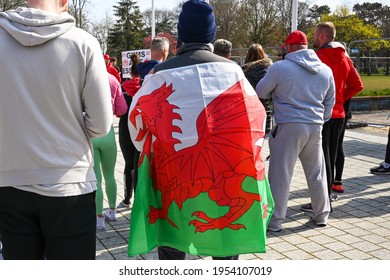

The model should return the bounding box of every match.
[343,59,364,101]
[107,66,121,83]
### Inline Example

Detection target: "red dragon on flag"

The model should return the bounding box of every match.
[128,62,274,257]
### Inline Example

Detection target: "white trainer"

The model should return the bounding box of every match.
[104,209,117,221]
[96,216,105,231]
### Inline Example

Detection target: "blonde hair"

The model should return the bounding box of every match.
[151,37,169,52]
[244,44,267,64]
[315,22,336,40]
[213,39,232,58]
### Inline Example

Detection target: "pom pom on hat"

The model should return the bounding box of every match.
[178,0,216,43]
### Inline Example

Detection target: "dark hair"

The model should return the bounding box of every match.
[130,54,140,77]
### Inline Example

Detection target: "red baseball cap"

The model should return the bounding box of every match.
[281,30,308,48]
[103,54,111,60]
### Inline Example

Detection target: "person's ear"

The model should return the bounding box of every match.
[60,0,68,12]
[319,32,326,43]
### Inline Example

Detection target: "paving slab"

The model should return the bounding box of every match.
[1,112,388,261]
[95,113,389,260]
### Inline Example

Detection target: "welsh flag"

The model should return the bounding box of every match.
[128,62,274,257]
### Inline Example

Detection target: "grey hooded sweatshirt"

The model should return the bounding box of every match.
[256,49,335,124]
[0,8,112,191]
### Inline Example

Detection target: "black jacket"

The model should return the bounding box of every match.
[241,58,273,89]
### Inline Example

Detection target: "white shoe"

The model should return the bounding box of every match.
[104,209,117,221]
[96,216,105,231]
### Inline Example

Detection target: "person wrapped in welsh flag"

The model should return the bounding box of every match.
[127,0,274,260]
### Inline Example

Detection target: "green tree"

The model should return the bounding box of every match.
[0,0,26,11]
[354,2,390,37]
[310,6,389,75]
[142,8,176,36]
[381,5,390,37]
[239,0,281,47]
[353,2,383,26]
[309,4,331,22]
[210,0,241,46]
[317,6,385,51]
[279,1,331,42]
[297,2,330,34]
[107,0,147,62]
[353,2,390,75]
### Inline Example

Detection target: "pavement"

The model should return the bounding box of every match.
[95,111,390,260]
[1,112,389,260]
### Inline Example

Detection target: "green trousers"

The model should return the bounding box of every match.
[92,126,117,215]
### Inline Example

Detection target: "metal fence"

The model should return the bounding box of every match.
[231,47,283,66]
[231,47,390,76]
[351,57,390,75]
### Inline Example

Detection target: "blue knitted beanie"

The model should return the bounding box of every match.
[137,60,159,79]
[178,0,216,43]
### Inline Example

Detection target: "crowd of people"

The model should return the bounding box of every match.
[0,0,388,261]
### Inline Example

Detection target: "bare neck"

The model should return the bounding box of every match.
[28,0,67,14]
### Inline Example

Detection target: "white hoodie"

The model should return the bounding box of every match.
[0,8,112,192]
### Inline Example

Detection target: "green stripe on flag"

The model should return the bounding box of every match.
[128,155,274,257]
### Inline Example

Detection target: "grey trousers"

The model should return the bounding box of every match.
[268,123,330,230]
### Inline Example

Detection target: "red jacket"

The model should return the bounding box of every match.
[317,43,363,118]
[106,63,121,83]
[122,77,141,97]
